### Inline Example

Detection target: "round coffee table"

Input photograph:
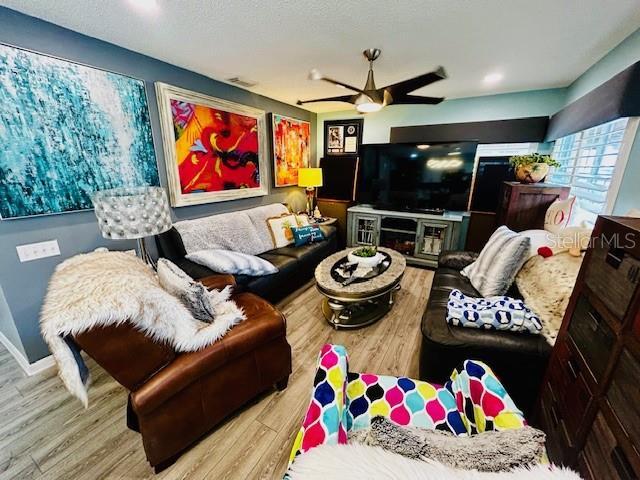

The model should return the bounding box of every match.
[314,247,406,329]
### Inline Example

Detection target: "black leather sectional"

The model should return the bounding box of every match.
[156,225,338,304]
[419,251,552,416]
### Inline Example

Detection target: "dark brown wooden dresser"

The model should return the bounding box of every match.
[496,181,570,232]
[536,216,640,480]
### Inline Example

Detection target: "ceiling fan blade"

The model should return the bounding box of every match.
[317,76,369,95]
[296,94,355,105]
[383,66,447,96]
[389,94,444,105]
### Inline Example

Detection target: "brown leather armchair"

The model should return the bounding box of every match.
[72,274,292,471]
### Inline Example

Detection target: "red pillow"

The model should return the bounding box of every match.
[538,246,553,258]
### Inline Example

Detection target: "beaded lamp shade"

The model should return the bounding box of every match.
[92,186,172,240]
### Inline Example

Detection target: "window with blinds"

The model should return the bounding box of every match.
[549,118,630,223]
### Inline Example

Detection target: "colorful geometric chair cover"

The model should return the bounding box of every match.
[289,343,526,466]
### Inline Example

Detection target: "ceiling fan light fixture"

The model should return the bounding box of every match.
[356,101,383,113]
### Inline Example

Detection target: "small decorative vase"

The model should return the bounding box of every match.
[347,251,384,268]
[515,163,550,184]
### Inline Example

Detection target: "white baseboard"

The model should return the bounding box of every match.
[0,331,55,376]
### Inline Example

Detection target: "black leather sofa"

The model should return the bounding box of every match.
[156,225,337,304]
[420,251,552,416]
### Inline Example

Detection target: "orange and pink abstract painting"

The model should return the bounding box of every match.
[272,114,310,187]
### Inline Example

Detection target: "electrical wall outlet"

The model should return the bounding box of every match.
[16,240,61,263]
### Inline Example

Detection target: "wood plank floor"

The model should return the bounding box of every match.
[0,266,433,480]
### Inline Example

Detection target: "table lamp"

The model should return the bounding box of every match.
[92,186,172,266]
[298,167,323,218]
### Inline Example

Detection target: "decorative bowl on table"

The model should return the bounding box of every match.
[347,246,384,268]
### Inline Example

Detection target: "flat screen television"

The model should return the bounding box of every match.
[357,142,478,213]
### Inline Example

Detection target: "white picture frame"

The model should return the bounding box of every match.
[155,82,270,207]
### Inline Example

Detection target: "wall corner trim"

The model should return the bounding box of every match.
[0,331,55,376]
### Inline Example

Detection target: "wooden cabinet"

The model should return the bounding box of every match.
[536,216,640,478]
[316,199,354,249]
[496,181,570,232]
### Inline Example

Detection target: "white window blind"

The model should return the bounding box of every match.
[549,118,631,223]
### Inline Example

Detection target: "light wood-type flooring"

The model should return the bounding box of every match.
[0,266,433,480]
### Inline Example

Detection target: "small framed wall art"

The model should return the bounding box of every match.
[272,114,311,187]
[156,82,270,207]
[324,118,364,157]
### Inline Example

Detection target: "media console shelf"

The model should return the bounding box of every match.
[347,205,469,268]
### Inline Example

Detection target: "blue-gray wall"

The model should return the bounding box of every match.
[0,6,316,363]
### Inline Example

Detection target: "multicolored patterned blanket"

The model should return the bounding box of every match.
[288,344,526,467]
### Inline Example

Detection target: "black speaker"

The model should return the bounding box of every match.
[317,156,359,201]
[470,156,513,212]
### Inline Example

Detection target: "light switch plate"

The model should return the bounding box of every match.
[16,240,61,263]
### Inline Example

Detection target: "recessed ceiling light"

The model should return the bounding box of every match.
[417,144,431,150]
[483,72,504,85]
[126,0,159,15]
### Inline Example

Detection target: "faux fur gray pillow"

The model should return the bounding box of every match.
[350,417,546,473]
[157,258,224,322]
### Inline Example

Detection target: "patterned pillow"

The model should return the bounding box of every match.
[267,213,298,248]
[291,225,325,246]
[157,259,215,322]
[461,226,531,296]
[186,249,278,276]
[446,289,542,334]
[544,196,575,234]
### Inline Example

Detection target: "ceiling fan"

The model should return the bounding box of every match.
[297,48,447,113]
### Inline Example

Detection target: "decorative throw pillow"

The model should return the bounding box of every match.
[157,258,216,322]
[186,249,278,276]
[520,229,556,259]
[446,289,542,334]
[267,213,298,248]
[544,196,576,234]
[291,225,325,247]
[295,213,311,227]
[461,226,531,296]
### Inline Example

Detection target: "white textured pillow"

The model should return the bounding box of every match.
[461,226,531,296]
[186,249,278,276]
[157,259,232,323]
[544,197,575,234]
[520,229,556,259]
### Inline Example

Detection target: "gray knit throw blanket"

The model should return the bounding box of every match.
[349,417,546,473]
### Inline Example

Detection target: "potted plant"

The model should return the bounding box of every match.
[347,246,384,267]
[509,153,560,184]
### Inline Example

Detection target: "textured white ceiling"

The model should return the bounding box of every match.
[2,0,640,112]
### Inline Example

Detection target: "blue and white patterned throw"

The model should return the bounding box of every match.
[446,289,542,334]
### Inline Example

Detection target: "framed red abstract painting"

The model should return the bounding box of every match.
[155,82,269,206]
[272,114,311,187]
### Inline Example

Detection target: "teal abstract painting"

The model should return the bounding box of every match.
[0,44,158,219]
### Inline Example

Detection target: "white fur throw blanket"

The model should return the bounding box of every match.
[286,444,581,480]
[41,251,245,408]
